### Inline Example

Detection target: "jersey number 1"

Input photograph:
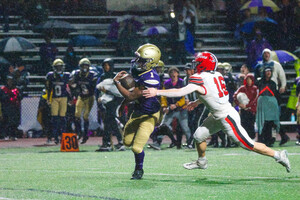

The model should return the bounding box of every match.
[214,76,228,97]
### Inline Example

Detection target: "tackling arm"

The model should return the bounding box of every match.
[143,83,204,98]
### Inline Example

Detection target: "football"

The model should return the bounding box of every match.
[119,73,135,91]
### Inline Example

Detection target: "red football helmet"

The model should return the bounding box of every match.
[192,52,218,73]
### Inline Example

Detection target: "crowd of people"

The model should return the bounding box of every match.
[1,46,298,149]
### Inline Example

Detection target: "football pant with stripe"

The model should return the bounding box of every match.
[194,107,254,150]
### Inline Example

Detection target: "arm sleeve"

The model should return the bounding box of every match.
[176,96,186,107]
[157,83,201,98]
[277,63,286,88]
[160,86,168,107]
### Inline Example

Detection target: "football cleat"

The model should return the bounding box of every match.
[114,143,126,151]
[80,137,89,144]
[95,144,113,152]
[54,138,59,145]
[148,142,161,150]
[131,169,144,180]
[279,134,290,146]
[168,142,176,148]
[183,158,208,170]
[276,150,291,173]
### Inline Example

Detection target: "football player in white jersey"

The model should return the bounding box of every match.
[143,52,291,173]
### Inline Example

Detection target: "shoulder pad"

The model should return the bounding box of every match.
[189,75,204,86]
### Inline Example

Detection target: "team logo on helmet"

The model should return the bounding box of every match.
[133,43,161,72]
[192,52,218,74]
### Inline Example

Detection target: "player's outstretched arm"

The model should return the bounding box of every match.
[186,100,202,111]
[143,84,204,98]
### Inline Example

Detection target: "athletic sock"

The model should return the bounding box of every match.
[274,151,280,160]
[134,151,145,170]
[198,156,207,161]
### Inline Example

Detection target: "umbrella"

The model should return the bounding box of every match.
[271,50,299,63]
[142,26,168,36]
[241,16,277,34]
[0,37,36,53]
[240,0,280,14]
[0,56,10,65]
[69,35,102,47]
[33,20,76,36]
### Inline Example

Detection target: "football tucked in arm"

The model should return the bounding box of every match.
[119,73,135,92]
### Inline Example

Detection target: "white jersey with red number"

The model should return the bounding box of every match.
[189,71,232,119]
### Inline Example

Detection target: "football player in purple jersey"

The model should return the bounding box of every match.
[69,58,97,144]
[45,59,70,144]
[113,44,161,179]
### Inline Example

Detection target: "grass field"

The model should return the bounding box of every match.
[0,141,299,200]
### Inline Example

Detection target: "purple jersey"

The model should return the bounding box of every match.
[45,72,70,98]
[134,69,161,114]
[69,70,97,98]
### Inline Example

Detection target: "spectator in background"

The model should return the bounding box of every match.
[0,64,14,85]
[255,48,286,94]
[256,67,280,147]
[161,67,192,148]
[39,36,58,75]
[149,61,178,150]
[246,28,273,69]
[95,58,125,152]
[233,74,258,139]
[236,64,250,88]
[37,89,53,144]
[13,60,30,96]
[238,8,253,48]
[0,75,22,141]
[170,13,187,64]
[183,0,198,36]
[64,45,78,72]
[255,48,289,145]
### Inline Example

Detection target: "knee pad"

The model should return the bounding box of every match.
[193,126,210,143]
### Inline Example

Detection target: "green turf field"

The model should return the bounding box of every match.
[0,142,299,200]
